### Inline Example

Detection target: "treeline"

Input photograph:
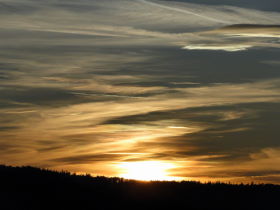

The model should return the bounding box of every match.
[0,165,279,210]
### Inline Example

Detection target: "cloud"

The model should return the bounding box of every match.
[261,60,280,66]
[137,0,230,24]
[182,44,252,52]
[52,153,126,164]
[210,24,280,38]
[2,0,280,44]
[0,126,19,131]
[1,78,280,167]
[182,24,280,52]
[167,148,280,183]
[1,0,280,183]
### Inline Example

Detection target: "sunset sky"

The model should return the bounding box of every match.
[0,0,280,183]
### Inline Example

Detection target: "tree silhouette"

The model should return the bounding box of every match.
[0,165,279,210]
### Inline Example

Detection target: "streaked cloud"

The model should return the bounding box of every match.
[209,24,280,38]
[182,44,252,52]
[1,0,280,183]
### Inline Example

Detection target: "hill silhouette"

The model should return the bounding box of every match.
[0,165,279,210]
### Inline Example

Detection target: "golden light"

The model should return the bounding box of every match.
[117,161,180,181]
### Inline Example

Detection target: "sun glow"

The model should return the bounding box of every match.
[118,161,179,181]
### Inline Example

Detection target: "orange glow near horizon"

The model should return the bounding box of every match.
[117,161,181,181]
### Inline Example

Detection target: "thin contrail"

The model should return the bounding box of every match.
[137,0,231,24]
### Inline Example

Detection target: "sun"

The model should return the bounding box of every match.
[117,161,179,181]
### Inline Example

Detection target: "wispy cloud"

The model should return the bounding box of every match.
[1,0,280,183]
[182,44,252,52]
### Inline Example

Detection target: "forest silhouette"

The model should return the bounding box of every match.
[0,165,279,210]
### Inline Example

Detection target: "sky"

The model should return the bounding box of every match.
[0,0,280,183]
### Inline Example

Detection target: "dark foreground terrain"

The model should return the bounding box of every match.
[0,165,279,210]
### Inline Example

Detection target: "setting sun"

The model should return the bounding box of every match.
[117,161,179,181]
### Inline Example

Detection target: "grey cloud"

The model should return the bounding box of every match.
[162,0,280,12]
[0,87,89,107]
[102,102,280,164]
[37,145,69,152]
[0,126,20,131]
[52,153,126,165]
[261,60,280,66]
[0,1,39,14]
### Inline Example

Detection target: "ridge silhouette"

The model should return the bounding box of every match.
[0,165,279,210]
